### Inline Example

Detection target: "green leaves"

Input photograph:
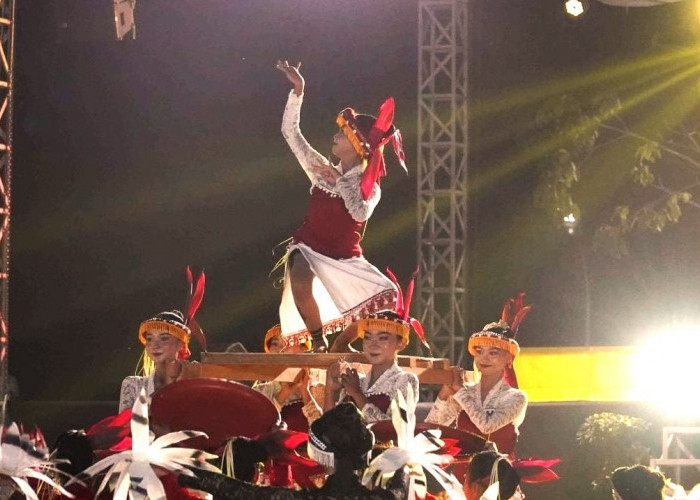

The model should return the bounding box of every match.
[635,140,661,164]
[576,412,652,498]
[631,163,655,187]
[533,90,699,257]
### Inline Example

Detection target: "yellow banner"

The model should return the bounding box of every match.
[514,346,641,403]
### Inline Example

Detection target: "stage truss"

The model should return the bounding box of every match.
[0,0,14,407]
[417,0,469,362]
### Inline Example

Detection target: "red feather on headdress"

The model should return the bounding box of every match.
[500,292,531,338]
[385,267,431,352]
[497,293,532,389]
[360,97,407,200]
[385,268,404,316]
[185,267,207,352]
[367,98,395,147]
[512,457,561,484]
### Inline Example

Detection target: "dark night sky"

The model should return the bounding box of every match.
[11,0,700,401]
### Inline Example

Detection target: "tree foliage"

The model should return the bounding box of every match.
[533,92,699,258]
[576,412,652,498]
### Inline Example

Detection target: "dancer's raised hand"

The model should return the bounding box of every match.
[276,59,304,95]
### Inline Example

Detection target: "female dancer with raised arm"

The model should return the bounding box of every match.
[275,60,406,351]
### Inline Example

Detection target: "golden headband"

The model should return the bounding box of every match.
[467,330,520,358]
[336,109,371,160]
[138,319,191,346]
[264,325,312,353]
[357,317,410,344]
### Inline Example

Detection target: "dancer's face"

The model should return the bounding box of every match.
[332,130,358,159]
[472,345,512,377]
[144,331,182,364]
[362,330,405,366]
[267,335,284,353]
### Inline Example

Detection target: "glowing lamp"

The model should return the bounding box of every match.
[565,0,586,17]
[629,327,700,420]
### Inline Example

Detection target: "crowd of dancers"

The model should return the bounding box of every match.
[0,61,693,500]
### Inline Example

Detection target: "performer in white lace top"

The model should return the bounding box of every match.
[275,60,407,351]
[119,310,188,412]
[324,272,429,422]
[254,325,324,432]
[324,277,429,423]
[426,295,530,457]
[119,270,206,413]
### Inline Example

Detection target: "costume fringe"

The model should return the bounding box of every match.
[269,237,293,288]
[135,348,155,377]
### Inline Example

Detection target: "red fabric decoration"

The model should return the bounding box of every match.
[385,267,431,351]
[500,293,532,389]
[184,267,207,352]
[512,457,562,483]
[359,97,407,200]
[86,409,132,453]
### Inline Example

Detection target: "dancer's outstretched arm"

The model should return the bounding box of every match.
[278,60,334,184]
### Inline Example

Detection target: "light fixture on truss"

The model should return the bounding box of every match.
[114,0,136,40]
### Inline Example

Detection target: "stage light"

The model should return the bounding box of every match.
[629,327,700,419]
[563,212,578,234]
[564,0,586,17]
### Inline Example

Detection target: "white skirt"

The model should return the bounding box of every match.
[279,242,397,336]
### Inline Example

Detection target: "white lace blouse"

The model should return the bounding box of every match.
[118,375,155,413]
[339,363,419,423]
[253,380,324,424]
[425,378,527,435]
[281,91,381,223]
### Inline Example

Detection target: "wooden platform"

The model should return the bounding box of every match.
[191,352,455,385]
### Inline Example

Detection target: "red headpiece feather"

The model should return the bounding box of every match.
[499,292,531,339]
[385,267,430,352]
[359,97,407,200]
[512,457,561,484]
[185,266,207,352]
[485,293,532,389]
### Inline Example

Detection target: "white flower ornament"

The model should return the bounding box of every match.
[0,422,75,499]
[69,388,220,499]
[362,386,465,500]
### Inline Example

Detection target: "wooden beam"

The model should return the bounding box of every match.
[193,352,456,385]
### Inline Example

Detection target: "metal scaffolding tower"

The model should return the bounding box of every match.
[0,0,15,408]
[417,0,468,362]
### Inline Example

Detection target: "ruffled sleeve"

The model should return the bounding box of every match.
[454,383,528,435]
[335,169,381,222]
[301,384,325,425]
[119,376,147,413]
[424,394,462,427]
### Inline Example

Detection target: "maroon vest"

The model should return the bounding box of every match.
[343,393,391,414]
[456,410,518,456]
[293,187,365,259]
[281,400,309,433]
